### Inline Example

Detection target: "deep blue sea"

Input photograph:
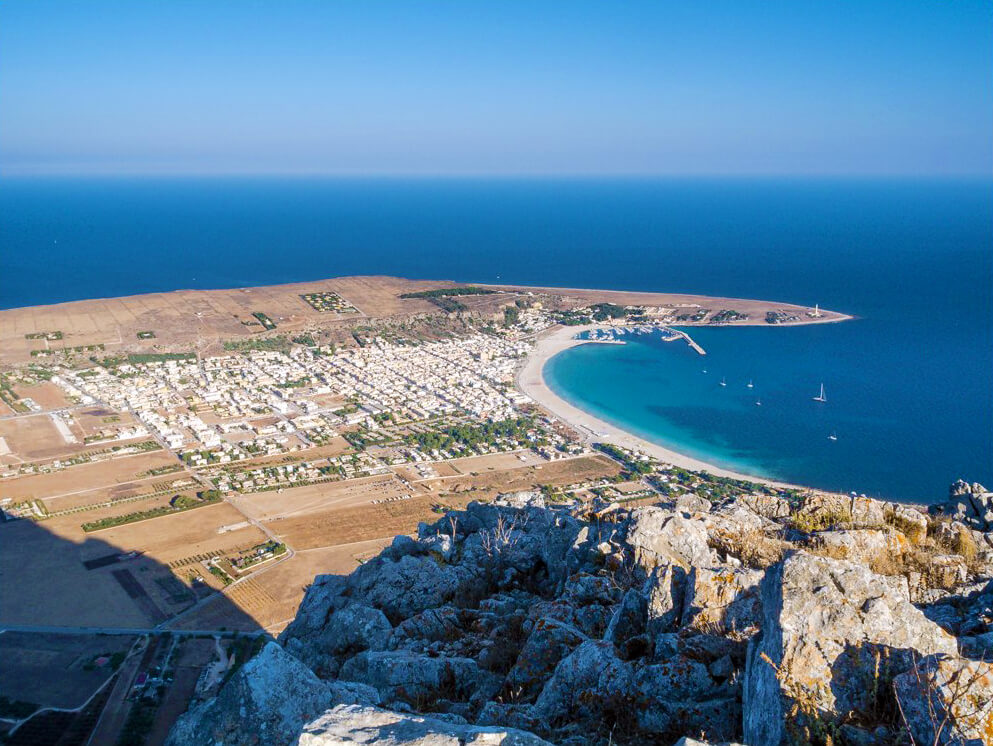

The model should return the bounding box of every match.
[1,177,990,501]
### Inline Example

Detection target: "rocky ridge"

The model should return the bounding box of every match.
[167,483,993,746]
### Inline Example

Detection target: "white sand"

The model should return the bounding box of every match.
[517,324,800,488]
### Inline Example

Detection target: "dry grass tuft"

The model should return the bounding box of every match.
[710,527,789,569]
[789,507,853,534]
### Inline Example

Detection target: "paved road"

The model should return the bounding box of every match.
[0,624,269,638]
[85,637,147,746]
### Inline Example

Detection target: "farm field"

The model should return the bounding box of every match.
[0,519,155,627]
[230,473,406,522]
[85,502,267,567]
[0,631,137,711]
[39,477,189,513]
[10,381,74,411]
[169,537,392,634]
[444,449,546,474]
[2,449,180,501]
[262,493,468,550]
[0,414,85,464]
[0,276,469,365]
[431,454,620,499]
[0,499,267,628]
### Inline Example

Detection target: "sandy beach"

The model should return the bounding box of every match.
[517,324,802,488]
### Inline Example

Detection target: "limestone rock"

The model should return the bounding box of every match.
[675,493,712,515]
[174,486,993,746]
[533,640,631,722]
[925,554,971,590]
[743,552,958,745]
[603,587,648,655]
[391,605,466,648]
[298,704,553,745]
[348,552,486,623]
[495,491,546,509]
[338,651,497,707]
[941,480,993,531]
[705,499,775,534]
[681,566,764,635]
[166,642,374,746]
[886,504,930,542]
[314,604,392,673]
[626,507,716,569]
[505,616,586,698]
[644,563,686,636]
[849,496,888,528]
[814,528,911,564]
[737,493,791,520]
[893,655,993,746]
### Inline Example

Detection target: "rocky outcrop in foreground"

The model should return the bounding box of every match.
[168,485,993,746]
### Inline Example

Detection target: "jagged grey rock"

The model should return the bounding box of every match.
[495,491,546,509]
[892,654,993,746]
[604,587,647,650]
[533,640,631,722]
[743,552,958,746]
[939,480,993,531]
[681,566,764,635]
[339,651,498,706]
[165,642,378,746]
[506,616,586,697]
[814,528,911,564]
[170,483,993,746]
[738,493,791,520]
[298,704,553,745]
[675,493,712,514]
[626,507,717,569]
[644,562,686,636]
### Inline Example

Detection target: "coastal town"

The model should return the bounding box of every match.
[0,280,990,746]
[0,278,851,744]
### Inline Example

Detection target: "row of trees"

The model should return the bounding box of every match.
[404,416,537,453]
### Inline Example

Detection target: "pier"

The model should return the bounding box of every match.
[665,327,707,355]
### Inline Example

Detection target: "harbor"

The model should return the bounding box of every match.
[582,324,708,356]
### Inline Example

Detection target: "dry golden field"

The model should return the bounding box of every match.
[231,473,405,522]
[0,274,839,365]
[2,449,181,501]
[168,538,394,633]
[433,454,620,499]
[0,414,80,464]
[87,502,267,566]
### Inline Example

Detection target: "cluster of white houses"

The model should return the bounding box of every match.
[47,334,538,472]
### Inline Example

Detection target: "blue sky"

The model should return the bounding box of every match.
[1,1,990,176]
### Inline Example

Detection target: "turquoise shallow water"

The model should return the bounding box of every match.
[1,177,990,501]
[546,323,991,502]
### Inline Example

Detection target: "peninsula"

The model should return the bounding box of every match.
[0,276,866,744]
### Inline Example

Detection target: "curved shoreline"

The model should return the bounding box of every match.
[517,324,804,490]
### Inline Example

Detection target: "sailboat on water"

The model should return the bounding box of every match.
[746,379,754,389]
[828,431,838,441]
[813,383,827,402]
[719,377,727,387]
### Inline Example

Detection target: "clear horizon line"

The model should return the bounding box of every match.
[3,167,992,180]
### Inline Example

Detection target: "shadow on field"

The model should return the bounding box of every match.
[0,516,263,746]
